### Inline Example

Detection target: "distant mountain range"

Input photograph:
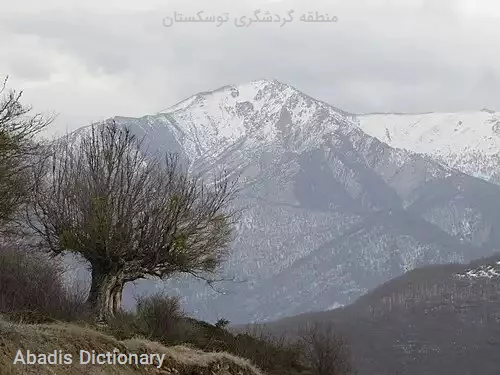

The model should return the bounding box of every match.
[265,254,500,375]
[70,79,500,324]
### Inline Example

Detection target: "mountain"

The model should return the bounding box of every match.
[265,254,500,375]
[71,80,500,324]
[357,110,500,184]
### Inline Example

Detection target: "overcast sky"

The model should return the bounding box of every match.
[1,0,500,135]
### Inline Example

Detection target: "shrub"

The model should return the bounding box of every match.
[135,293,186,343]
[234,325,306,374]
[298,322,356,375]
[105,310,143,340]
[0,242,87,322]
[215,317,231,329]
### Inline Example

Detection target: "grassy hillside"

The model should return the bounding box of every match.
[0,245,312,375]
[0,316,264,375]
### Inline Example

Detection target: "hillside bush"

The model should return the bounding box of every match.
[0,243,87,322]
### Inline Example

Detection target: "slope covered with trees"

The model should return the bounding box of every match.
[266,255,500,374]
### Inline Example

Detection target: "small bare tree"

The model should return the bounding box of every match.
[0,76,52,228]
[299,322,356,375]
[26,121,238,322]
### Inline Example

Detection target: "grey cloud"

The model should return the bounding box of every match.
[0,0,499,134]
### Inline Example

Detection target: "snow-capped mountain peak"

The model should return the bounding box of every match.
[149,79,355,165]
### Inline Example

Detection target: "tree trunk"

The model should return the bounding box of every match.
[110,282,124,316]
[86,265,124,322]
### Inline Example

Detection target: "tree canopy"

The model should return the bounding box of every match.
[27,121,238,321]
[0,76,52,228]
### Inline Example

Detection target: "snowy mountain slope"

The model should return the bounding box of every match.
[407,174,500,248]
[70,80,500,323]
[357,110,500,183]
[224,209,477,322]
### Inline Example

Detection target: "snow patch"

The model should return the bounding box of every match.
[456,261,500,279]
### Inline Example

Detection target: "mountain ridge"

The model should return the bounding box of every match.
[357,109,500,184]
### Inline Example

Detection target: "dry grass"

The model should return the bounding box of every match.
[125,338,264,375]
[0,317,264,375]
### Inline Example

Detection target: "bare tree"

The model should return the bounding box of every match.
[299,322,356,375]
[26,121,238,322]
[0,76,52,228]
